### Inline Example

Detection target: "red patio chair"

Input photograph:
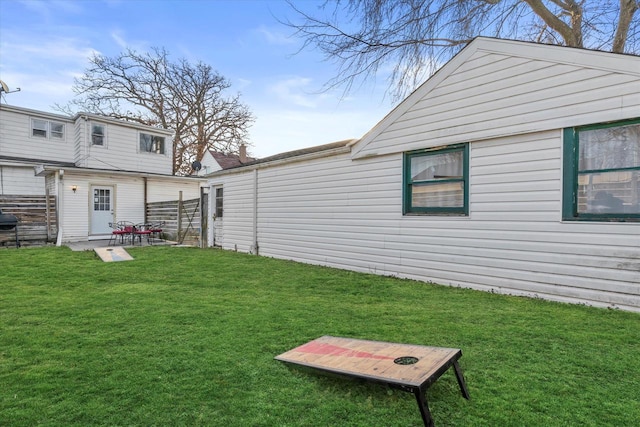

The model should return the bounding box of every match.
[133,223,153,245]
[109,221,135,246]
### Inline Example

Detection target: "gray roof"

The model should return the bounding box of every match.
[221,139,356,171]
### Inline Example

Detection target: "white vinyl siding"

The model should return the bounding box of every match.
[353,44,640,159]
[60,174,145,241]
[0,108,73,163]
[0,166,45,195]
[82,120,172,175]
[145,179,201,203]
[210,39,640,311]
[216,130,639,311]
[211,173,257,253]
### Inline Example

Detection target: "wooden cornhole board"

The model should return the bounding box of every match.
[275,336,469,427]
[94,246,134,262]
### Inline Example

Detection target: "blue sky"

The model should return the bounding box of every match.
[0,0,396,157]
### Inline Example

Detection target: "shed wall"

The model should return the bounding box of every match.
[215,129,640,310]
[354,49,640,158]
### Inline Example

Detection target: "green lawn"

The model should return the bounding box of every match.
[1,246,639,426]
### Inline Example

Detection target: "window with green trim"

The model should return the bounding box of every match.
[563,119,640,221]
[403,144,469,215]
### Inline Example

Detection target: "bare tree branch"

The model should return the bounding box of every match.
[59,48,254,175]
[283,0,639,100]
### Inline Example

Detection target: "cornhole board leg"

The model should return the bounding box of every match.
[453,360,471,399]
[413,360,470,427]
[414,389,435,427]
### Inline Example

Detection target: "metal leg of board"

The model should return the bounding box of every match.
[414,389,434,427]
[453,360,471,399]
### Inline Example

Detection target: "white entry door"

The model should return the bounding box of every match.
[91,186,114,235]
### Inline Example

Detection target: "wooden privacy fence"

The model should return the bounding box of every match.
[0,194,57,247]
[146,193,204,246]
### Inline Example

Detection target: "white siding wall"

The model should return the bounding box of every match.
[0,166,44,195]
[60,174,145,241]
[59,174,203,241]
[79,118,172,175]
[217,130,640,311]
[0,107,74,162]
[212,172,256,252]
[198,151,222,176]
[146,179,201,203]
[354,48,640,158]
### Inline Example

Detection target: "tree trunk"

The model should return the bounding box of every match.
[613,0,640,52]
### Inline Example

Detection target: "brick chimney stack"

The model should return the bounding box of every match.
[239,144,247,163]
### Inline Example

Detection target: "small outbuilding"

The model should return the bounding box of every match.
[206,38,640,311]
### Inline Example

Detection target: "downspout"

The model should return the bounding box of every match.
[252,169,258,255]
[208,183,215,247]
[143,177,148,223]
[55,169,64,246]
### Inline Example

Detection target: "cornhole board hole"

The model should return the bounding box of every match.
[275,336,469,427]
[94,246,134,262]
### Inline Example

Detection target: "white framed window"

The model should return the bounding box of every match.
[50,122,65,139]
[215,187,223,218]
[139,132,165,154]
[31,118,65,140]
[91,123,106,146]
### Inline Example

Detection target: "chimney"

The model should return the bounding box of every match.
[239,144,247,163]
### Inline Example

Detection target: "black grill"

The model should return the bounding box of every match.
[0,209,20,248]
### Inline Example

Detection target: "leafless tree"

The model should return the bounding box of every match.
[284,0,640,100]
[59,48,254,175]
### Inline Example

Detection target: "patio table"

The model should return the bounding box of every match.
[275,335,469,427]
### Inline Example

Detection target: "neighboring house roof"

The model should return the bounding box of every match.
[210,151,256,170]
[74,111,174,136]
[254,140,355,165]
[0,104,174,136]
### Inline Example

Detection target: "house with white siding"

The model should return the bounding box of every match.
[0,104,205,243]
[205,38,640,311]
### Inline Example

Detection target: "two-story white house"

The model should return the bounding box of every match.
[0,104,205,244]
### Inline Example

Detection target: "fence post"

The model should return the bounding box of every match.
[45,189,51,241]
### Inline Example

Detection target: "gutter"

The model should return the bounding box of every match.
[205,144,352,178]
[34,164,207,182]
